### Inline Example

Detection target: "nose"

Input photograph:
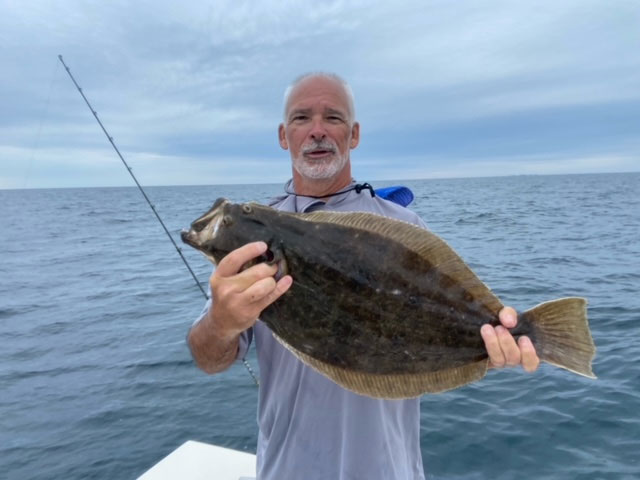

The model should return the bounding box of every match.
[309,118,327,141]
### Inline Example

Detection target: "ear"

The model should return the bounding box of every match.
[350,122,360,149]
[278,123,288,150]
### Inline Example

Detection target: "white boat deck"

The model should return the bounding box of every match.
[138,440,256,480]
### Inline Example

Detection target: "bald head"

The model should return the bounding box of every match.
[278,72,360,195]
[283,72,356,124]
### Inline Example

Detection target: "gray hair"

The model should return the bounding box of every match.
[283,72,356,123]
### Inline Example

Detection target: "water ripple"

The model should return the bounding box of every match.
[1,174,639,479]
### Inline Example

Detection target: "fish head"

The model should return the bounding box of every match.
[181,198,286,276]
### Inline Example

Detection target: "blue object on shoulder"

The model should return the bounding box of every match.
[374,186,414,207]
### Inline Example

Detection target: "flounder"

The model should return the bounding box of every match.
[182,198,596,399]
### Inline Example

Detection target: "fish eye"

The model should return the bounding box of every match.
[242,204,252,214]
[222,215,233,226]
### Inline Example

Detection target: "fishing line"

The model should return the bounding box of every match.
[58,55,260,387]
[25,58,61,188]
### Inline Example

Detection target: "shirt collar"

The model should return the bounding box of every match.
[269,178,360,212]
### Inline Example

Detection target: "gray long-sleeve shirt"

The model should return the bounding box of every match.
[199,180,427,480]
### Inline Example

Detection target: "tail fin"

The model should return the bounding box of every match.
[521,297,596,378]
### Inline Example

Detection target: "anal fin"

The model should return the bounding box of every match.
[274,334,489,399]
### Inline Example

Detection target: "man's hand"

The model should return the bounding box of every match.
[480,306,540,372]
[188,241,292,374]
[208,241,293,338]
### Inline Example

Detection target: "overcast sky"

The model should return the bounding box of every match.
[1,0,639,189]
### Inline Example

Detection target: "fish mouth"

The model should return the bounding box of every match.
[181,201,227,264]
[180,216,222,249]
[180,228,198,248]
[181,228,226,264]
[181,200,227,248]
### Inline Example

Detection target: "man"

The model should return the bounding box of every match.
[188,73,540,479]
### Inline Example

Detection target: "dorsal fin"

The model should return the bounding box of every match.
[299,210,503,314]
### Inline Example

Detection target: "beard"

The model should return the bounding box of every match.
[292,139,349,180]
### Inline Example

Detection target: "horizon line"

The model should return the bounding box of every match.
[2,170,638,191]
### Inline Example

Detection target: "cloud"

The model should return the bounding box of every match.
[1,0,638,188]
[1,143,292,189]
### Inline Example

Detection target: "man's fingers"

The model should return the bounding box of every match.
[252,275,293,312]
[215,242,268,277]
[232,262,278,288]
[213,263,277,299]
[224,275,292,326]
[498,306,517,329]
[242,275,278,303]
[481,324,505,368]
[496,326,521,367]
[482,322,541,372]
[482,325,521,368]
[519,336,540,373]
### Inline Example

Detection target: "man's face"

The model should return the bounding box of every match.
[279,76,360,181]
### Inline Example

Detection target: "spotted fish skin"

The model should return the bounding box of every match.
[182,198,596,398]
[265,220,501,375]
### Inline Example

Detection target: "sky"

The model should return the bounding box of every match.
[1,0,639,189]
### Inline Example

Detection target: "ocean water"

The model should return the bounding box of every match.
[1,173,639,479]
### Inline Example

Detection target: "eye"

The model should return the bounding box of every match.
[222,215,233,226]
[242,204,252,214]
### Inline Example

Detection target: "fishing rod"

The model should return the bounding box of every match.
[58,55,260,386]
